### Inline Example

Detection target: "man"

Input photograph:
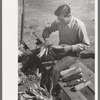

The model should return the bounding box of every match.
[42,4,90,94]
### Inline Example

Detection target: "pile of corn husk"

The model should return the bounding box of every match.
[18,83,53,100]
[18,44,25,56]
[26,77,53,100]
[18,68,56,100]
[59,67,88,88]
[18,43,57,100]
[18,77,55,100]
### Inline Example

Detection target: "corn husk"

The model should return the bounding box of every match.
[22,94,34,99]
[18,50,23,56]
[37,45,49,58]
[18,91,34,100]
[18,63,23,69]
[37,46,46,58]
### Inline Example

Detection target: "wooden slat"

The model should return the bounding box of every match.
[23,33,37,50]
[81,86,94,100]
[58,82,88,100]
[58,61,94,100]
[70,61,94,92]
[33,27,45,43]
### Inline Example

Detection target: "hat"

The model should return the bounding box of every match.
[54,4,71,17]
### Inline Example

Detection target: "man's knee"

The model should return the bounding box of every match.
[62,56,77,66]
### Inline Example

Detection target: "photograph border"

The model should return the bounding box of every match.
[95,0,98,100]
[2,0,98,100]
[0,0,2,99]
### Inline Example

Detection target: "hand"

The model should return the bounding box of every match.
[45,38,50,46]
[63,45,72,52]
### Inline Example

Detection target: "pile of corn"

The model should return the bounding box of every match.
[59,67,91,91]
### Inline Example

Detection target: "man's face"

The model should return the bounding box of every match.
[57,15,65,22]
[57,14,70,23]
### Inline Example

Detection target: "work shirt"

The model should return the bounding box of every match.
[42,16,90,52]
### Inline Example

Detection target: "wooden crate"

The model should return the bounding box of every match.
[23,33,37,50]
[58,61,95,100]
[22,30,44,51]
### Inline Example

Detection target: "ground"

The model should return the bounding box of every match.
[18,0,95,99]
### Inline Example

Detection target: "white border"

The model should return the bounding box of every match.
[2,0,18,100]
[95,0,98,100]
[2,0,98,100]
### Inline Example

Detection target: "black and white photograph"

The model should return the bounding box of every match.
[18,0,97,100]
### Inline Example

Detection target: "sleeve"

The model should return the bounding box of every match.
[42,20,58,39]
[72,23,90,52]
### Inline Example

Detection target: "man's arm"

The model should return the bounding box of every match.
[42,20,58,40]
[71,23,90,52]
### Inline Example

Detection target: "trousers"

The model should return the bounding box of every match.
[52,56,78,89]
[41,46,79,89]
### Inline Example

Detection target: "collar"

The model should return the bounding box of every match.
[67,15,74,27]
